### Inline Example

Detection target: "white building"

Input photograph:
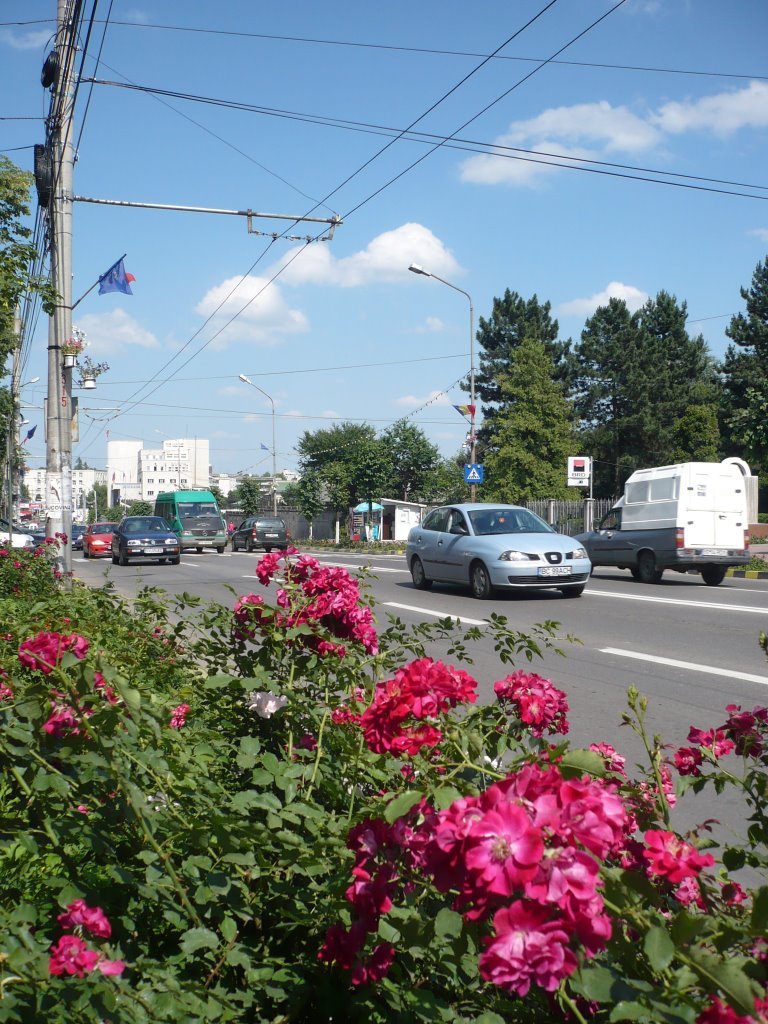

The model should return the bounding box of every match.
[211,472,240,498]
[106,437,211,506]
[23,466,108,522]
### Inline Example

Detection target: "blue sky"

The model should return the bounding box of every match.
[3,0,768,477]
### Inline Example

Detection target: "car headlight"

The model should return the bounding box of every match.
[571,547,589,560]
[164,539,177,545]
[127,539,143,547]
[499,550,531,562]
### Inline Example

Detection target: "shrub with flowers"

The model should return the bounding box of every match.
[0,548,765,1023]
[76,354,109,385]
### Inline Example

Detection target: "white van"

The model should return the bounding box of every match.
[575,460,751,586]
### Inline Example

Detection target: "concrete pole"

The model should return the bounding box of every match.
[46,0,76,579]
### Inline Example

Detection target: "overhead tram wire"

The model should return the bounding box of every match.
[75,4,563,456]
[21,17,766,84]
[86,79,768,198]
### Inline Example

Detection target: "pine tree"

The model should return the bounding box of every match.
[483,338,577,503]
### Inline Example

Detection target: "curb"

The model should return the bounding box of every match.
[727,569,768,579]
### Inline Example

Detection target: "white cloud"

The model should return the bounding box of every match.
[505,102,660,152]
[460,141,592,187]
[195,275,308,349]
[652,81,768,137]
[748,227,768,241]
[217,385,244,396]
[558,282,649,317]
[413,316,446,334]
[73,309,159,355]
[0,28,51,50]
[395,389,452,409]
[274,223,461,287]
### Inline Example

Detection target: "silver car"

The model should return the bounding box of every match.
[406,503,591,599]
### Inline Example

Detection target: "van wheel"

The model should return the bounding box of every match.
[701,564,726,586]
[636,551,663,584]
[410,556,432,590]
[265,546,272,553]
[216,546,225,554]
[470,560,493,599]
[196,546,203,553]
[630,566,641,580]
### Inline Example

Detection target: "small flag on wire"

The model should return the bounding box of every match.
[261,443,269,451]
[452,404,476,417]
[24,425,37,442]
[98,257,136,295]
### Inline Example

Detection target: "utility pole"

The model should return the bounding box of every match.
[45,0,76,579]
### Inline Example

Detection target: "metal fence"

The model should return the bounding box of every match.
[520,498,616,535]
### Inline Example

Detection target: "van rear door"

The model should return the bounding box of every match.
[684,470,745,548]
[714,472,747,547]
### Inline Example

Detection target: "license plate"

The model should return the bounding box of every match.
[700,548,723,556]
[265,533,279,538]
[144,547,163,554]
[539,566,572,577]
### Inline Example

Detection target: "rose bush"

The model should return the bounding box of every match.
[0,547,765,1023]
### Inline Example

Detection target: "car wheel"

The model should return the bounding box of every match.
[170,556,180,565]
[560,584,585,598]
[636,551,663,584]
[629,566,641,581]
[470,560,493,599]
[111,551,118,565]
[265,546,272,553]
[118,549,128,567]
[246,539,254,553]
[410,556,432,590]
[216,546,225,554]
[701,564,726,587]
[158,558,166,565]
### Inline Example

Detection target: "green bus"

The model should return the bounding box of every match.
[153,490,228,554]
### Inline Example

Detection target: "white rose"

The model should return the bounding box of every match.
[246,691,288,719]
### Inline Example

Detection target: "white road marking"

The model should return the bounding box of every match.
[289,558,405,574]
[600,647,768,686]
[384,601,486,626]
[586,588,767,615]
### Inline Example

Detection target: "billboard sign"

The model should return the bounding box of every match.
[567,456,591,488]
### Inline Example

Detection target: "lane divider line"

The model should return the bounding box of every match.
[587,588,767,615]
[384,601,486,626]
[600,647,768,686]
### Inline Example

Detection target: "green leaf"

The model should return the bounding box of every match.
[609,1001,652,1021]
[473,1014,506,1024]
[576,965,617,1002]
[220,916,237,943]
[751,886,768,932]
[432,785,463,810]
[384,790,423,823]
[180,927,219,954]
[686,951,756,1015]
[644,925,675,971]
[434,908,463,940]
[558,748,606,777]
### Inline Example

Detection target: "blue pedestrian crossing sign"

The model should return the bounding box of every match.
[464,463,484,483]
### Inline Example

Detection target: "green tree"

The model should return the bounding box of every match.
[421,454,469,504]
[483,338,577,502]
[209,485,225,508]
[721,256,768,473]
[669,405,720,463]
[230,476,265,516]
[126,500,153,517]
[85,483,107,523]
[379,419,440,501]
[296,469,325,540]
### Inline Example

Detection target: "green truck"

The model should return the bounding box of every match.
[153,490,228,554]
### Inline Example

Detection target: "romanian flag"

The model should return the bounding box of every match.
[452,404,476,417]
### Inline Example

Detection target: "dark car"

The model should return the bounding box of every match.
[71,524,86,550]
[111,516,181,566]
[231,515,288,553]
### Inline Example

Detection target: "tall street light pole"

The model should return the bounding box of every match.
[239,374,277,515]
[408,264,477,500]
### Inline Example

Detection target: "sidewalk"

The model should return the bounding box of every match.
[729,542,768,580]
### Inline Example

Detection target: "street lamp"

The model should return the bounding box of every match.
[408,264,477,500]
[239,374,277,515]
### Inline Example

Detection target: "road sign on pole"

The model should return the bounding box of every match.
[464,463,484,484]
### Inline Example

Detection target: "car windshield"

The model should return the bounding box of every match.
[468,508,554,536]
[178,502,220,519]
[123,518,172,533]
[91,523,117,534]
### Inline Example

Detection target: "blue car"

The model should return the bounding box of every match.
[406,503,591,599]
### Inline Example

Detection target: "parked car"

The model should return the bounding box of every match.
[230,515,289,553]
[0,517,34,550]
[111,516,181,566]
[406,503,591,599]
[71,524,86,550]
[82,521,118,558]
